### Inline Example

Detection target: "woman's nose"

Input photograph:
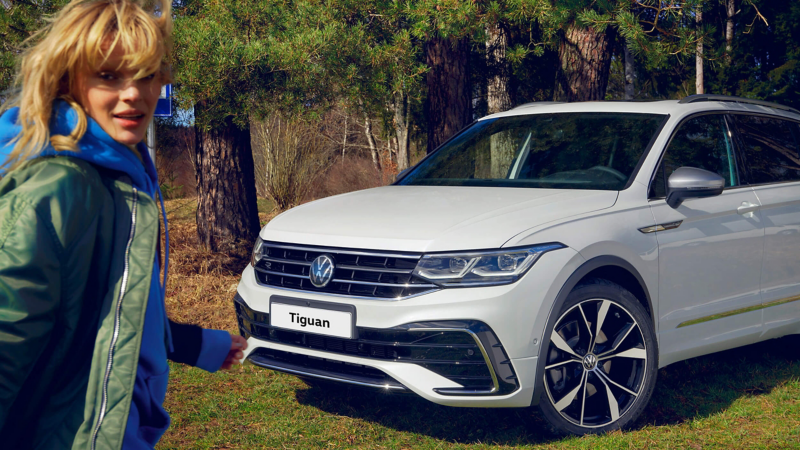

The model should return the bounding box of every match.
[120,83,142,102]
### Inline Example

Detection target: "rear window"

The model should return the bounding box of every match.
[733,115,800,184]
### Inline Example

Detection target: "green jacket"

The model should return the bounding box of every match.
[0,156,159,449]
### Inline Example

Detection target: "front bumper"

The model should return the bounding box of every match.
[236,294,519,395]
[235,248,578,407]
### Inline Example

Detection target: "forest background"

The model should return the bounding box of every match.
[2,0,799,250]
[3,2,800,447]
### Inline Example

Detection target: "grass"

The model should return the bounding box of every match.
[158,198,800,449]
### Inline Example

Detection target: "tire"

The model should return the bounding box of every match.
[538,278,658,435]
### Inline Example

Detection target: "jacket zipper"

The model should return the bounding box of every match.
[91,188,138,450]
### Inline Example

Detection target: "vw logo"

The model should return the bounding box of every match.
[582,353,598,371]
[309,254,335,288]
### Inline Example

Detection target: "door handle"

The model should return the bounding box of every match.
[737,202,759,217]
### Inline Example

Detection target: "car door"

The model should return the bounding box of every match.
[648,113,765,366]
[732,114,800,340]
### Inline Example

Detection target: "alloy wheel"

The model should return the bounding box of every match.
[543,298,648,428]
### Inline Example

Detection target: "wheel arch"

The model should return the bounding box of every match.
[531,255,655,405]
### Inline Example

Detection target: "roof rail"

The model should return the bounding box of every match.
[679,94,800,115]
[511,101,564,110]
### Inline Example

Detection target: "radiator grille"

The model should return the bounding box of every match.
[253,241,439,300]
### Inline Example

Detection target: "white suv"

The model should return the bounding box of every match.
[235,95,800,434]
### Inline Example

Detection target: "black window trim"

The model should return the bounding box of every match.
[724,111,800,189]
[647,111,761,201]
[723,113,747,186]
[623,114,670,191]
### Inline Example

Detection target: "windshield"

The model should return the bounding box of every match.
[398,113,667,190]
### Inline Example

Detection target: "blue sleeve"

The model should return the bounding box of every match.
[195,329,232,373]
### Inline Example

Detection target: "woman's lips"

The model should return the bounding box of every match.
[113,113,145,128]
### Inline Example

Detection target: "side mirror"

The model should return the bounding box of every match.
[666,166,725,208]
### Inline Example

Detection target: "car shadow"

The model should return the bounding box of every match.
[293,334,800,445]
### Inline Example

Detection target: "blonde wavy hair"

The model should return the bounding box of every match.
[1,0,172,172]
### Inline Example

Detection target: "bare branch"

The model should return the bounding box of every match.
[743,3,769,34]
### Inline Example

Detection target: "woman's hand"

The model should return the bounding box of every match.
[221,334,248,370]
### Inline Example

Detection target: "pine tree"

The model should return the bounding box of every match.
[0,0,69,96]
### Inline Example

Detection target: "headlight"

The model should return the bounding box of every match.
[412,243,565,287]
[251,236,264,267]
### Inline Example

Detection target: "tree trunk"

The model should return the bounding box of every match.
[393,90,410,171]
[486,23,514,178]
[696,6,704,95]
[726,0,735,64]
[364,114,380,172]
[426,36,470,153]
[624,42,635,100]
[341,113,348,165]
[554,24,615,102]
[486,23,512,114]
[194,102,260,252]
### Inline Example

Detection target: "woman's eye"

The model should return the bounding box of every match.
[143,73,156,81]
[98,72,116,81]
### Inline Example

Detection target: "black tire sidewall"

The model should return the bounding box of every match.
[538,278,658,435]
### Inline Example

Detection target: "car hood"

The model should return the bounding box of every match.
[262,186,618,252]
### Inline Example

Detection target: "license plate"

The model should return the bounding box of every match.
[270,302,353,339]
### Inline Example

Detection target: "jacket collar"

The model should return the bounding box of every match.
[0,100,158,196]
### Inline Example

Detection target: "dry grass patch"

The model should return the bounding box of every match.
[163,198,280,331]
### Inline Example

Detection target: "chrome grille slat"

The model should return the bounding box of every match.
[337,264,412,274]
[254,267,308,279]
[332,278,438,288]
[254,241,439,300]
[262,256,312,266]
[261,242,422,259]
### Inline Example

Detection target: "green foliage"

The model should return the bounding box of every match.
[0,0,70,95]
[5,0,796,144]
[160,176,184,199]
[708,0,800,109]
[405,0,483,40]
[171,0,800,142]
[575,9,613,32]
[173,0,429,131]
[604,0,800,105]
[495,0,710,93]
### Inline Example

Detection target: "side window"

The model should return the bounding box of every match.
[650,114,739,198]
[733,115,800,184]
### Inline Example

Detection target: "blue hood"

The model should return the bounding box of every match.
[0,100,158,195]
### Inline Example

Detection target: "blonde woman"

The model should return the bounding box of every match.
[0,1,246,448]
